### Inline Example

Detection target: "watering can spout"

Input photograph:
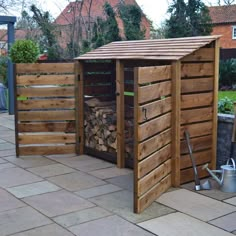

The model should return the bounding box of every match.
[202,163,222,186]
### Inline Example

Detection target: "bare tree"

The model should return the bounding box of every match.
[0,0,30,12]
[223,0,235,5]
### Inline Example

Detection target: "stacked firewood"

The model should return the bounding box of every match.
[84,98,133,157]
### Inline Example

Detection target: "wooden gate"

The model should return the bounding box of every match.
[134,65,173,213]
[14,63,77,156]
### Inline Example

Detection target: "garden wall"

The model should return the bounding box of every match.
[217,113,236,168]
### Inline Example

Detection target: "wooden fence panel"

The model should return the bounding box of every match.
[180,54,215,184]
[134,65,172,213]
[15,63,77,156]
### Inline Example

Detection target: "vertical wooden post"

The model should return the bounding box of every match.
[212,39,220,169]
[171,61,181,187]
[232,102,236,143]
[75,61,84,155]
[133,67,139,213]
[13,64,19,157]
[116,60,125,168]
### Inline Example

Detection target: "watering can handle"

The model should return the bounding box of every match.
[227,158,236,170]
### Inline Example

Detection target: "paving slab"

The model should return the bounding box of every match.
[75,184,122,198]
[4,155,56,168]
[53,206,112,228]
[69,215,155,236]
[138,212,233,236]
[0,206,51,236]
[7,181,61,198]
[0,142,15,150]
[89,190,175,223]
[2,135,15,143]
[209,212,236,232]
[27,163,75,178]
[156,189,236,221]
[182,179,236,200]
[106,173,133,191]
[0,167,42,188]
[88,167,133,179]
[0,158,7,164]
[0,162,15,170]
[45,153,77,160]
[0,138,6,143]
[11,224,74,236]
[23,190,95,217]
[47,171,106,191]
[75,160,115,172]
[224,197,236,206]
[46,155,100,168]
[0,148,16,157]
[0,188,25,212]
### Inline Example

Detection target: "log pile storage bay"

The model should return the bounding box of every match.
[84,98,134,159]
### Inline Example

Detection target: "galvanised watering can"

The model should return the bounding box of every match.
[202,158,236,193]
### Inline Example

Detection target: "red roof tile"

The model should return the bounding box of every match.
[209,4,236,24]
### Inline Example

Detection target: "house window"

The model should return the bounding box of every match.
[232,26,236,39]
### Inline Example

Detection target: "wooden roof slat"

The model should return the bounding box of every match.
[76,36,220,61]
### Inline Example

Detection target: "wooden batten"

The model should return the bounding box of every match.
[212,39,220,169]
[13,64,19,157]
[116,60,125,168]
[133,67,139,213]
[77,61,84,155]
[171,61,181,187]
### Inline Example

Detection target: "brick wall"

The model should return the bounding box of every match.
[212,24,236,48]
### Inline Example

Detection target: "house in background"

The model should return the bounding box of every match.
[55,0,151,50]
[209,4,236,49]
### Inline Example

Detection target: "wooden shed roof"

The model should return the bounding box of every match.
[76,35,220,61]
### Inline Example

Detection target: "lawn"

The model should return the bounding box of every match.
[218,91,236,101]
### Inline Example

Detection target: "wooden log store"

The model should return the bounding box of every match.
[76,35,220,213]
[14,35,220,214]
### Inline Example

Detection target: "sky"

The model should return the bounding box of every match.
[6,0,227,27]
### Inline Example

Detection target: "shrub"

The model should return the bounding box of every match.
[218,97,234,114]
[9,40,40,63]
[0,56,8,86]
[219,59,236,88]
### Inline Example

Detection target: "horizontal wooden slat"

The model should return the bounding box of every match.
[17,87,75,97]
[181,135,212,154]
[138,159,171,196]
[181,92,213,109]
[138,65,171,84]
[181,107,213,124]
[181,63,214,77]
[18,145,76,155]
[181,77,213,93]
[137,174,171,213]
[18,134,76,144]
[180,164,209,184]
[16,74,75,85]
[138,144,171,179]
[17,99,75,110]
[16,63,74,74]
[18,121,75,133]
[138,81,171,104]
[180,121,213,139]
[138,129,171,160]
[138,113,171,141]
[180,149,212,169]
[182,48,214,62]
[138,97,171,123]
[18,110,75,121]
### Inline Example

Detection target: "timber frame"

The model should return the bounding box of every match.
[14,36,221,214]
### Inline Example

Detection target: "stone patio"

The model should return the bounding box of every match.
[0,112,236,235]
